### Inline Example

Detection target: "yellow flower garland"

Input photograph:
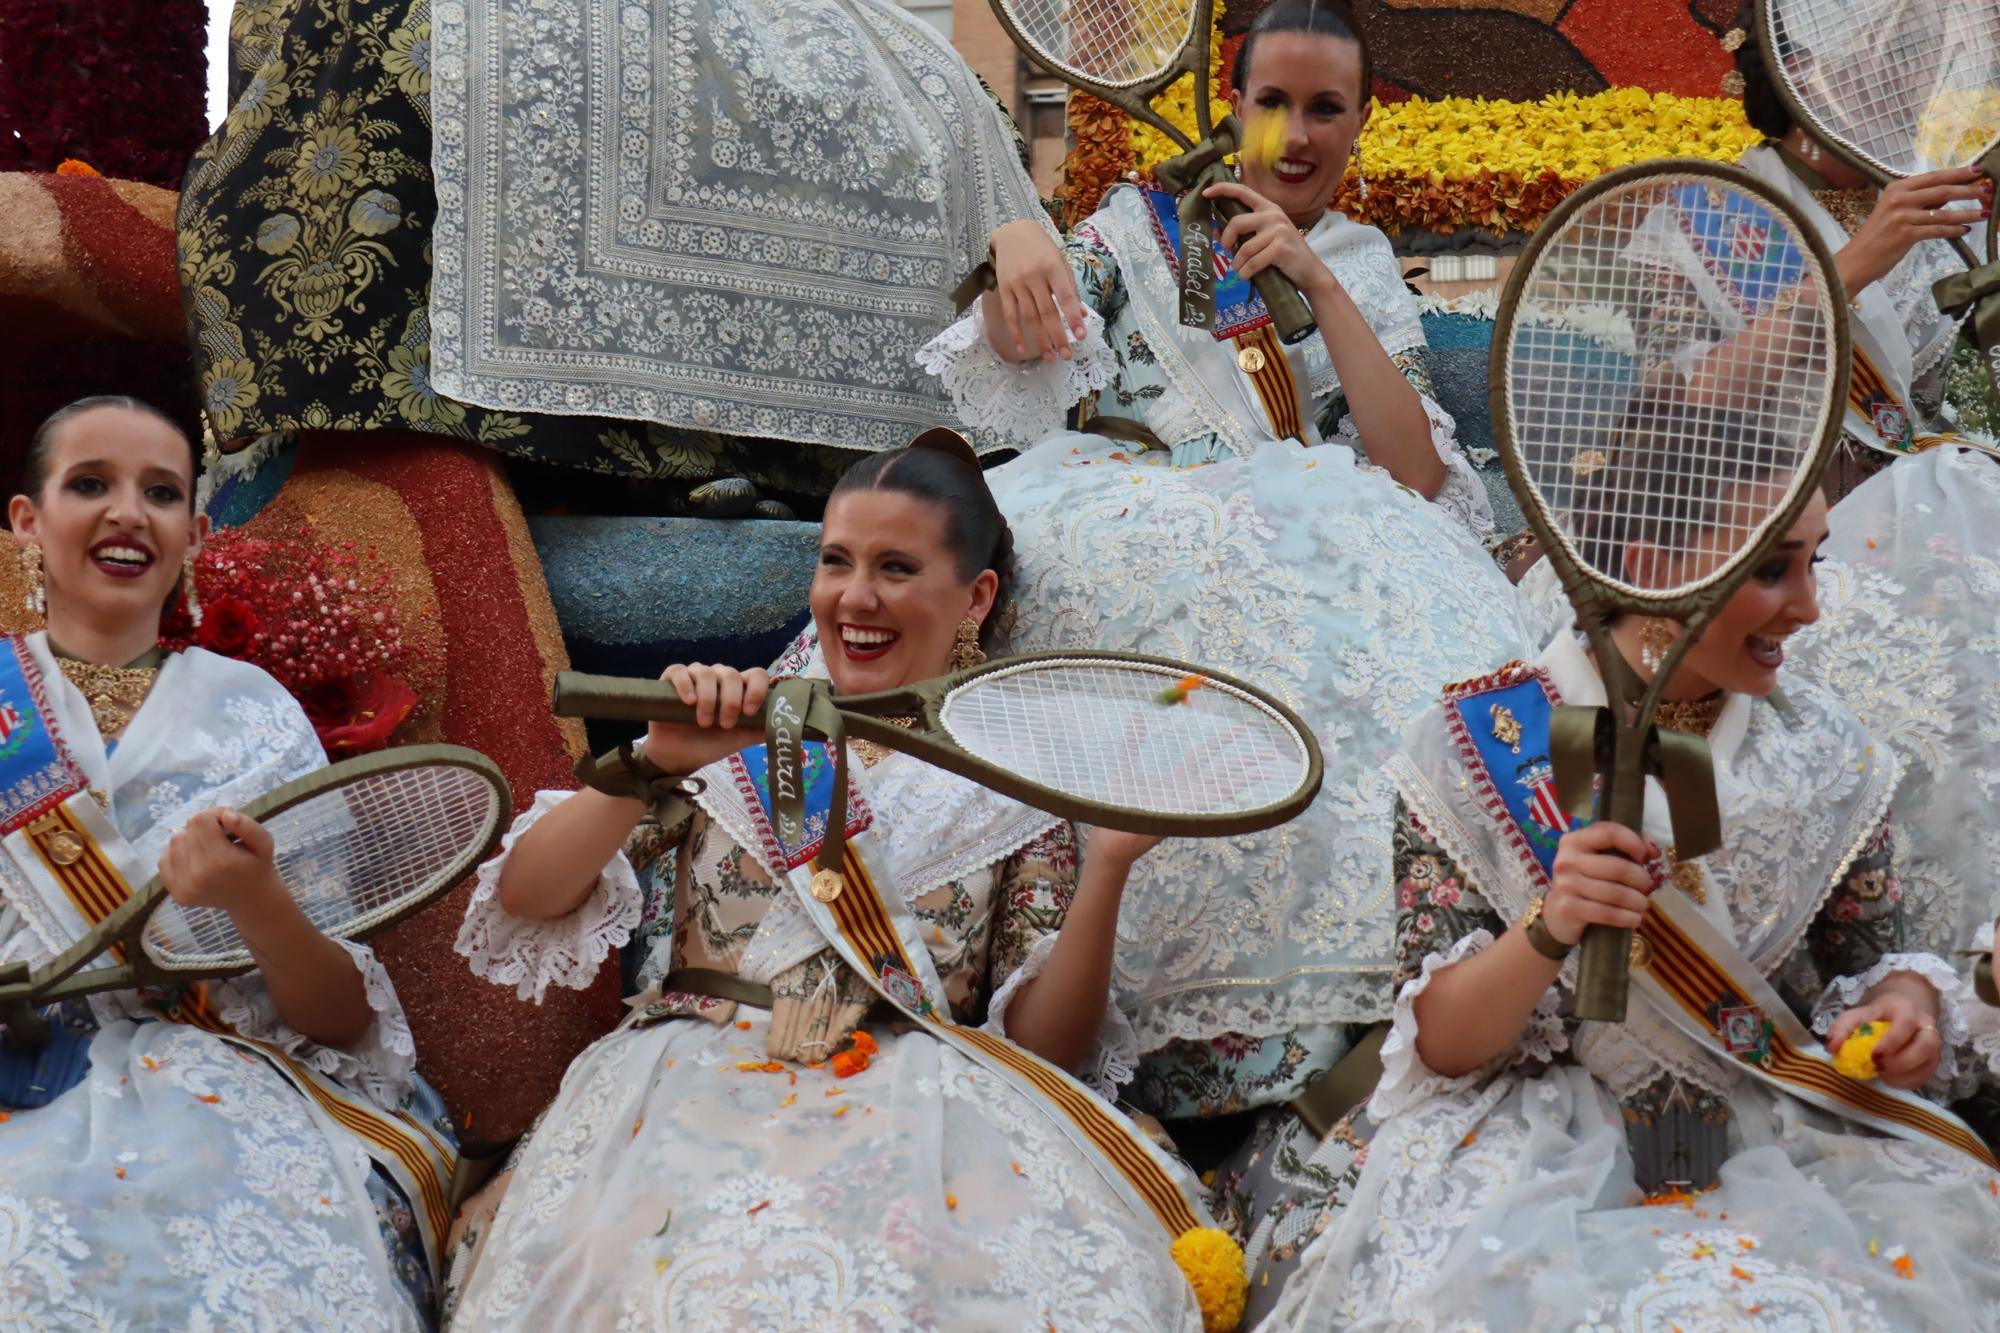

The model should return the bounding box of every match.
[1172,1226,1249,1332]
[1130,0,1227,168]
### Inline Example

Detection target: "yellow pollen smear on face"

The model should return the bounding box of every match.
[1241,110,1287,171]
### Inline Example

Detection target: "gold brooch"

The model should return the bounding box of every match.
[1719,27,1746,53]
[1489,703,1523,753]
[42,829,85,867]
[810,869,845,904]
[1237,345,1268,375]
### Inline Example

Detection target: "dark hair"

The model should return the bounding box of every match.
[1571,386,1798,583]
[21,395,200,508]
[827,441,1015,649]
[1231,0,1373,103]
[1732,2,1794,141]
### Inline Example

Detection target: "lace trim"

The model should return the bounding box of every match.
[454,790,642,1003]
[1810,950,1968,1096]
[914,303,1116,444]
[1128,972,1399,1050]
[982,931,1138,1101]
[861,752,1062,904]
[1370,930,1568,1120]
[213,939,417,1108]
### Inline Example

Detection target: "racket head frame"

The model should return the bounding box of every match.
[1489,158,1851,1018]
[14,744,511,1008]
[554,648,1324,838]
[1753,0,1993,271]
[986,0,1207,148]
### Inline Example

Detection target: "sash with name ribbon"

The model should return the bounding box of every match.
[731,741,873,872]
[0,635,458,1275]
[1141,186,1272,341]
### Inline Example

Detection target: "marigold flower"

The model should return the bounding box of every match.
[1171,1226,1248,1332]
[1834,1022,1886,1080]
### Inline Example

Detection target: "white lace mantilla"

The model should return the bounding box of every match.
[456,791,642,1003]
[430,0,1049,451]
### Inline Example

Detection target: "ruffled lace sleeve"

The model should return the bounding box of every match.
[1321,347,1494,540]
[980,824,1139,1100]
[1810,951,1970,1098]
[1372,930,1570,1119]
[454,790,644,1004]
[916,304,1115,444]
[1371,801,1568,1118]
[915,225,1121,445]
[213,939,417,1109]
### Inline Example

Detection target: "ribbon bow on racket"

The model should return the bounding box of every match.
[0,745,511,1047]
[1546,704,1723,860]
[1153,114,1252,335]
[554,650,1324,844]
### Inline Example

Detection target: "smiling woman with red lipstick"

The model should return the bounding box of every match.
[1254,399,2000,1329]
[913,0,1533,1260]
[0,397,455,1329]
[445,432,1213,1328]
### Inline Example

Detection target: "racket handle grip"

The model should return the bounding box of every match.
[1571,924,1631,1023]
[1249,269,1317,346]
[552,672,706,725]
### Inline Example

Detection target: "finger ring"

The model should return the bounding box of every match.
[1921,1023,1939,1034]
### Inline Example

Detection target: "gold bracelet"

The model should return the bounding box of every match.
[1521,896,1574,961]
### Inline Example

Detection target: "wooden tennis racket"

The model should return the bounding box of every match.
[1492,161,1849,1020]
[1759,0,2000,389]
[0,745,509,1038]
[989,0,1316,342]
[555,650,1323,839]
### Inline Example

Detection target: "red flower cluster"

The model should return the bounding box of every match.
[160,528,420,754]
[0,0,208,188]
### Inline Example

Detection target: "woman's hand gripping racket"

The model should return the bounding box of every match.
[989,0,1316,342]
[1760,0,2000,389]
[555,650,1323,840]
[0,745,510,1045]
[1492,161,1849,1021]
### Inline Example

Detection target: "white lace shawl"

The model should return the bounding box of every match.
[0,635,417,1107]
[917,185,1492,534]
[455,734,1138,1097]
[1384,631,1907,1103]
[429,0,1051,453]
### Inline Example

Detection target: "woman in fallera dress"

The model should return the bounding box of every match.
[917,0,1531,1303]
[0,397,453,1330]
[445,434,1218,1330]
[1261,406,2000,1331]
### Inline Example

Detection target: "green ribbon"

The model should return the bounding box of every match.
[1931,259,2000,384]
[1548,705,1722,860]
[764,678,852,874]
[1152,115,1245,334]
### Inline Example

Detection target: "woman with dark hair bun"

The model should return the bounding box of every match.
[0,398,454,1329]
[445,429,1216,1329]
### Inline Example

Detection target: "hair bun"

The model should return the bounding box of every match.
[906,426,983,474]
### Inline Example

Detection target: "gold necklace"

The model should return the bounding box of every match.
[1812,187,1874,237]
[1654,693,1727,738]
[849,716,918,769]
[52,646,162,737]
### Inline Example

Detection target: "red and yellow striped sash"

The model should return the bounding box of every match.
[27,802,458,1253]
[1231,324,1305,444]
[818,846,1202,1238]
[1637,897,1996,1169]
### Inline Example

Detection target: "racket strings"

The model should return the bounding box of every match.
[937,660,1309,817]
[144,764,504,971]
[1770,0,2000,175]
[1506,172,1836,597]
[1000,0,1194,89]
